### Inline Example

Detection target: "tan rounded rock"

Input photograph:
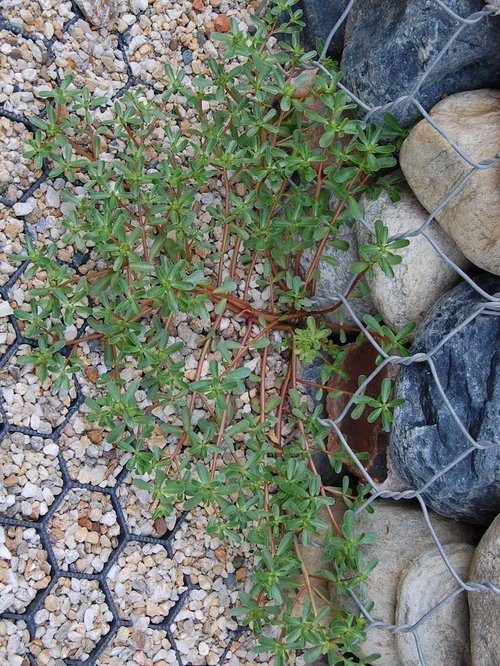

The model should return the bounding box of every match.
[468,513,500,666]
[329,500,481,665]
[395,542,474,666]
[400,89,500,275]
[357,185,470,332]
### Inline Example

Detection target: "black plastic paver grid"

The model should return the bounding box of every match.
[0,2,245,663]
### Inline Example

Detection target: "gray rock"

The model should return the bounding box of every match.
[400,89,500,276]
[182,49,193,66]
[296,356,325,405]
[130,0,148,11]
[300,223,375,325]
[390,273,500,525]
[298,0,350,60]
[396,543,474,666]
[13,200,35,216]
[329,499,480,665]
[0,301,14,318]
[340,0,500,126]
[74,0,123,28]
[468,513,500,666]
[356,185,470,332]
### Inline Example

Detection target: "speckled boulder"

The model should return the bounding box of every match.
[74,0,122,28]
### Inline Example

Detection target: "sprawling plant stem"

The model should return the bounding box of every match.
[16,2,415,663]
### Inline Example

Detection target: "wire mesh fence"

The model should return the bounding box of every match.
[0,0,499,664]
[308,1,500,664]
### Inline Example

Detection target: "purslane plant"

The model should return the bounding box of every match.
[15,1,413,663]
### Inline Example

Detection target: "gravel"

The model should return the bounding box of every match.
[0,433,63,520]
[0,619,30,666]
[0,525,52,613]
[96,625,178,665]
[0,120,39,204]
[0,0,297,663]
[49,488,120,573]
[59,413,128,488]
[31,577,113,663]
[106,541,186,623]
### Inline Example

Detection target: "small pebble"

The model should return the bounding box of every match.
[182,49,193,65]
[0,301,14,317]
[13,201,35,216]
[214,14,230,32]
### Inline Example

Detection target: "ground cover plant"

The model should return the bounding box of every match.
[15,1,413,662]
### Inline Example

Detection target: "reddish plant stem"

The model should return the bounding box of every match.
[210,409,227,479]
[138,205,150,263]
[217,169,231,287]
[296,377,353,397]
[288,350,342,536]
[303,171,370,289]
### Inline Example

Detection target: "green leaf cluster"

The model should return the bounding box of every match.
[15,0,414,663]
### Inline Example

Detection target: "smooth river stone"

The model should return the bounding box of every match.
[468,513,500,666]
[395,543,474,666]
[357,185,470,332]
[400,89,500,275]
[328,499,480,665]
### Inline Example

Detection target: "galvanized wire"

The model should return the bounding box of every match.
[314,1,500,664]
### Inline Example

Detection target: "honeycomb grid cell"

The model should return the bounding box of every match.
[0,433,63,521]
[106,540,187,625]
[30,576,113,663]
[48,488,120,574]
[0,524,52,615]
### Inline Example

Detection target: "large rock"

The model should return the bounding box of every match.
[396,543,474,666]
[340,0,500,126]
[400,89,500,275]
[357,185,470,332]
[329,500,480,665]
[390,273,500,525]
[298,0,350,60]
[74,0,122,28]
[468,513,500,666]
[300,223,376,326]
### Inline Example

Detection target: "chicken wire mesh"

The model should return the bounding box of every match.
[0,0,498,664]
[307,1,500,665]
